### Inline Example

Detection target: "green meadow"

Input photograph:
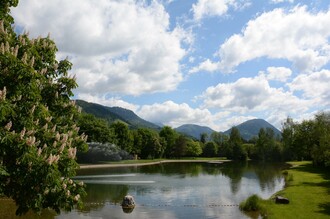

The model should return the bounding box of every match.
[261,161,330,219]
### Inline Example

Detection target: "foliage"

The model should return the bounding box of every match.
[228,127,247,160]
[242,143,255,159]
[159,126,178,158]
[77,143,132,163]
[281,117,295,160]
[311,112,330,167]
[110,121,133,153]
[77,113,115,143]
[135,128,164,159]
[76,106,329,165]
[202,141,218,157]
[282,112,330,167]
[255,128,281,161]
[239,194,263,212]
[200,132,208,144]
[173,134,187,158]
[185,139,203,157]
[0,1,87,215]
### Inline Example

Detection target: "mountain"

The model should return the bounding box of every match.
[224,119,282,141]
[76,100,160,130]
[76,100,281,140]
[175,124,216,139]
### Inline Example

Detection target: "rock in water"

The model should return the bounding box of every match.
[121,195,135,208]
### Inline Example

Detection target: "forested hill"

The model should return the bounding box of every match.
[76,100,160,130]
[224,119,282,141]
[76,100,281,140]
[175,124,216,139]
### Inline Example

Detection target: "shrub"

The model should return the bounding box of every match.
[239,194,263,212]
[77,143,133,163]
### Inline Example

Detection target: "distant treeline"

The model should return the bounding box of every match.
[77,111,330,168]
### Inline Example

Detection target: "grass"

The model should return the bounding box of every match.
[240,194,265,212]
[259,161,330,219]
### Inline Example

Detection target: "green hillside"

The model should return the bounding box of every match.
[175,124,216,139]
[224,118,282,140]
[76,100,160,130]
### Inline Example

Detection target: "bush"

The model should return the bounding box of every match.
[239,194,263,212]
[77,143,133,163]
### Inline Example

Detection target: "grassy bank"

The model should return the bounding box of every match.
[259,161,330,219]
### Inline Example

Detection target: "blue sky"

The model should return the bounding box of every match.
[12,0,330,131]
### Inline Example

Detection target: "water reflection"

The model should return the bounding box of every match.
[66,161,287,219]
[1,161,288,219]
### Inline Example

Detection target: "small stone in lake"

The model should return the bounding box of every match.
[121,195,135,208]
[121,195,135,214]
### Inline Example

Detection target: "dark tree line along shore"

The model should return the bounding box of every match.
[77,111,330,168]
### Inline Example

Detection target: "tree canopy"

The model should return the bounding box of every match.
[0,0,87,215]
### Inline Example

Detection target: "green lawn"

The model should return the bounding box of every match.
[261,161,330,219]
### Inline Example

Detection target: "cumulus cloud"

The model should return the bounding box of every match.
[191,5,330,74]
[75,93,139,112]
[192,0,250,21]
[137,101,229,130]
[192,0,232,21]
[200,76,269,111]
[199,75,310,115]
[222,115,257,129]
[265,66,292,82]
[218,6,330,72]
[12,0,188,96]
[289,69,330,106]
[271,0,294,3]
[189,59,219,74]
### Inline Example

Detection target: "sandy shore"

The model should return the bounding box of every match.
[79,159,229,169]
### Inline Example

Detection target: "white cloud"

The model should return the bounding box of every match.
[12,0,188,96]
[219,7,330,71]
[265,66,292,82]
[289,69,330,106]
[75,93,139,112]
[198,75,310,122]
[137,101,229,130]
[200,76,270,111]
[191,0,251,22]
[189,59,219,74]
[221,115,257,129]
[271,0,294,4]
[192,0,232,21]
[192,0,250,21]
[214,6,330,73]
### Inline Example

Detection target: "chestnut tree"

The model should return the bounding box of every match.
[0,0,87,215]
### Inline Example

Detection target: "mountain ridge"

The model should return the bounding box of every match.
[224,118,282,140]
[175,124,216,139]
[76,99,160,130]
[76,100,281,140]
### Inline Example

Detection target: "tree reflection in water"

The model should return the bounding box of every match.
[1,161,288,218]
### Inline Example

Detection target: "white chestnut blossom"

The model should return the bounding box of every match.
[4,121,12,131]
[26,136,36,147]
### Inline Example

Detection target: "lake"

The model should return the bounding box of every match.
[0,161,288,219]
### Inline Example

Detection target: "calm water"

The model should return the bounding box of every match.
[1,161,288,219]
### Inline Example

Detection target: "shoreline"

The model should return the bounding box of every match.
[79,159,230,169]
